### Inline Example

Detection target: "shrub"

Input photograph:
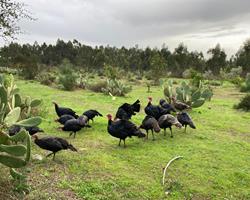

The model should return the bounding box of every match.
[144,71,153,80]
[19,57,40,80]
[240,73,250,92]
[231,76,243,87]
[182,69,192,79]
[101,79,132,96]
[229,66,243,78]
[20,62,39,80]
[104,64,119,79]
[234,94,250,111]
[203,70,214,80]
[220,66,243,86]
[36,72,57,86]
[0,67,19,74]
[190,70,204,88]
[78,73,88,89]
[205,80,222,86]
[58,60,78,91]
[88,81,107,93]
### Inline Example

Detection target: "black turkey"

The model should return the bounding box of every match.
[33,135,77,160]
[53,102,78,118]
[177,112,196,132]
[115,99,140,120]
[107,114,145,147]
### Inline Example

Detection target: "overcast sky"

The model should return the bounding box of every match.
[1,0,250,57]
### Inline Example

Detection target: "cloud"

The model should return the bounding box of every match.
[1,0,250,56]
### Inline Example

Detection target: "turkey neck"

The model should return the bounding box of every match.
[34,137,39,145]
[108,119,113,126]
[147,101,152,107]
[54,103,60,115]
[54,103,59,110]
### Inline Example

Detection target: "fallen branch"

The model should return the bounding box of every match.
[162,156,183,185]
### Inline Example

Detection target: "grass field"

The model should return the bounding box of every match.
[0,79,250,200]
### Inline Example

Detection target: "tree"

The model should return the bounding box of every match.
[206,44,227,74]
[235,38,250,73]
[171,43,191,77]
[0,0,32,39]
[149,51,167,84]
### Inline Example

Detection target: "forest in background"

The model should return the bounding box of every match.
[0,38,250,79]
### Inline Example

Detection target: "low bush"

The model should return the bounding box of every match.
[234,94,250,111]
[88,81,107,93]
[231,76,243,87]
[190,70,204,88]
[144,71,153,80]
[20,61,39,80]
[36,72,57,85]
[205,80,222,86]
[59,59,78,91]
[0,67,19,74]
[220,66,243,87]
[182,69,192,79]
[203,70,214,80]
[104,64,119,80]
[240,73,250,92]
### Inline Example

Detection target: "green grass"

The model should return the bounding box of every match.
[1,79,250,200]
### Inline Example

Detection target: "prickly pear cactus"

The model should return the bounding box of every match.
[0,73,42,120]
[163,79,174,103]
[102,79,132,97]
[0,108,41,179]
[0,74,42,180]
[163,79,213,108]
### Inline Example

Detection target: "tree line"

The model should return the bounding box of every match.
[0,38,250,77]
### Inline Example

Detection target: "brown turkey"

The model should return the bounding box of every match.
[140,115,160,140]
[158,114,182,138]
[171,96,191,111]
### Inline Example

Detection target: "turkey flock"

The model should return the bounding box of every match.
[8,97,196,160]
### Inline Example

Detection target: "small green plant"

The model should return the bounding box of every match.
[101,79,132,97]
[59,59,78,91]
[164,79,213,108]
[234,94,250,111]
